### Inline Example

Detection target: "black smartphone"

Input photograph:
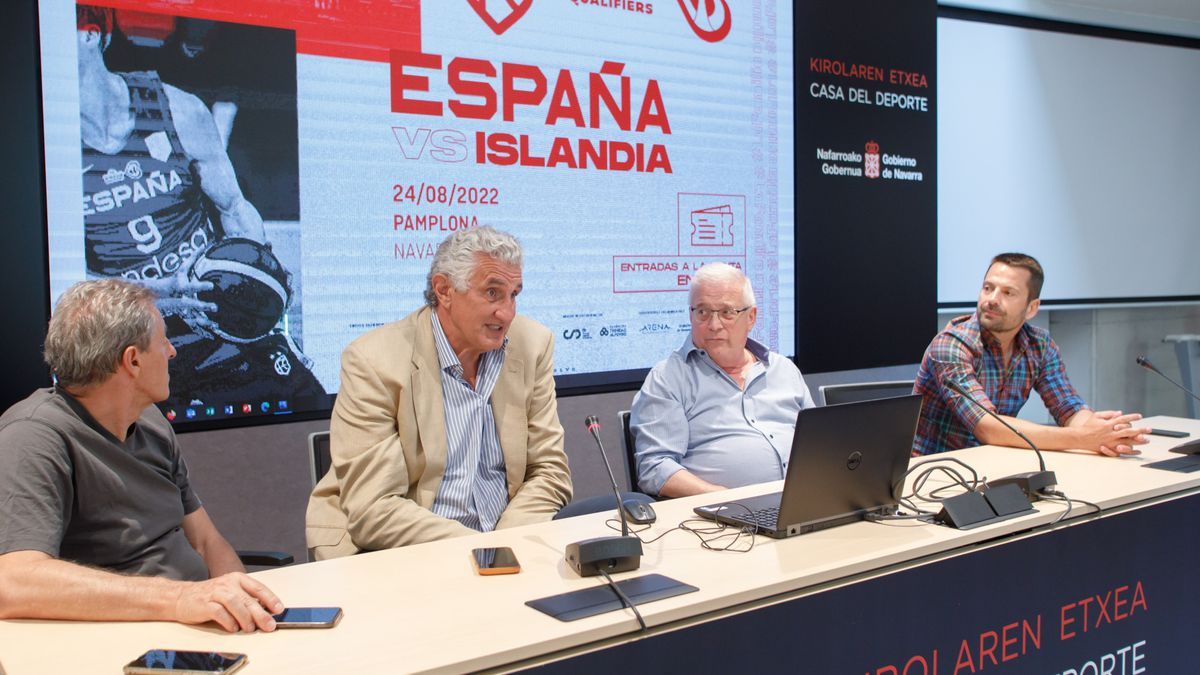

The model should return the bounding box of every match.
[1149,428,1189,438]
[471,546,521,575]
[123,651,247,675]
[272,606,344,628]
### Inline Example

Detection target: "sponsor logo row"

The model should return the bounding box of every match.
[560,322,690,340]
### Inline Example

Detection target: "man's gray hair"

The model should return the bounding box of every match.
[689,262,755,307]
[424,226,523,306]
[44,279,158,389]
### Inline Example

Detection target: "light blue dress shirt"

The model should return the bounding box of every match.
[630,337,815,495]
[428,313,509,532]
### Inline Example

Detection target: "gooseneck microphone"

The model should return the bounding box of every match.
[563,416,643,577]
[1136,356,1200,405]
[586,415,631,537]
[1135,356,1200,455]
[944,378,1057,499]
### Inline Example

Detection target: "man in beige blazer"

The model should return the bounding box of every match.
[306,227,572,559]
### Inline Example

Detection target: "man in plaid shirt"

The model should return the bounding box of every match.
[912,253,1151,456]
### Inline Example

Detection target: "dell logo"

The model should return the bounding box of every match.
[846,451,863,470]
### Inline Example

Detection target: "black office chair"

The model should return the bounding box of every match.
[618,410,638,492]
[819,380,915,407]
[308,430,332,487]
[301,430,334,562]
[553,413,654,520]
[237,549,294,567]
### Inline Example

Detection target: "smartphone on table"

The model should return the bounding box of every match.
[1149,428,1189,438]
[471,546,521,575]
[123,650,247,675]
[272,606,344,628]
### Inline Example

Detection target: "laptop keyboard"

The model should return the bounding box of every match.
[742,506,779,529]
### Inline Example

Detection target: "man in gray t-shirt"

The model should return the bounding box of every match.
[0,279,283,632]
[0,388,208,581]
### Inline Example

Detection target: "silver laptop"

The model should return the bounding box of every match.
[694,394,922,538]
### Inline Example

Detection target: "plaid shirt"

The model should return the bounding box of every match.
[911,314,1088,456]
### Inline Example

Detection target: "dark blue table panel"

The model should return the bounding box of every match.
[531,492,1198,674]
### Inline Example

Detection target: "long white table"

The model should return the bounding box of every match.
[2,415,1198,674]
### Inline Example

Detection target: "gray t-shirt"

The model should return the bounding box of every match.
[0,387,208,581]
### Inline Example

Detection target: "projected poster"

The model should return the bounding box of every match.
[39,0,794,424]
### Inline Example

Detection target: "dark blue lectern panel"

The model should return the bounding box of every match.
[531,492,1198,673]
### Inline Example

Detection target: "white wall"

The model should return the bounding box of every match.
[942,0,1200,40]
[937,17,1200,304]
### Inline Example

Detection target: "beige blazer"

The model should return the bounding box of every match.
[305,306,572,559]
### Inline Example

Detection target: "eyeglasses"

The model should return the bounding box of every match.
[689,306,752,323]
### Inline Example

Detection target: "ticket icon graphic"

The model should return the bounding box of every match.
[690,205,735,246]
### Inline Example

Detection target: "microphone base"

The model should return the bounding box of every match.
[936,483,1035,529]
[986,470,1057,501]
[1169,438,1200,456]
[565,536,643,577]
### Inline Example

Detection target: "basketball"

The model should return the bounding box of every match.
[188,238,291,342]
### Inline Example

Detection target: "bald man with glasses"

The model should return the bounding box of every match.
[629,263,815,498]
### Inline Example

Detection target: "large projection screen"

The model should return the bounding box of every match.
[40,1,794,427]
[938,16,1200,306]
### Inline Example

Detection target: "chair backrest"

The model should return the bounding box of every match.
[308,430,332,487]
[819,380,915,407]
[618,410,638,492]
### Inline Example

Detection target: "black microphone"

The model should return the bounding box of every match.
[586,415,631,537]
[1135,356,1200,455]
[943,378,1057,500]
[563,416,643,577]
[1136,356,1200,405]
